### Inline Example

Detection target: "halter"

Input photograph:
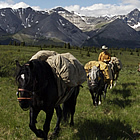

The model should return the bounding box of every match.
[16,88,34,101]
[16,80,48,101]
[16,62,49,102]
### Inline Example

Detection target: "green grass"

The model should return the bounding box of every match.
[0,45,140,140]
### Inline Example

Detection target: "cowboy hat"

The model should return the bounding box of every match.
[101,45,108,50]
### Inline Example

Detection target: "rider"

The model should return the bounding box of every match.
[98,45,113,88]
[98,45,111,63]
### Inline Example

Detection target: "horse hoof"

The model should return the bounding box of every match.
[98,101,101,105]
[36,129,45,138]
[70,122,74,127]
[50,131,59,139]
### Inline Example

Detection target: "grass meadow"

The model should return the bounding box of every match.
[0,45,140,140]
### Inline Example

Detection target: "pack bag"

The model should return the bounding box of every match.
[30,51,86,97]
[111,57,122,71]
[84,61,110,80]
[47,53,86,87]
[30,50,58,61]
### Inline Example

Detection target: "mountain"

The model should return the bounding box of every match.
[0,7,49,34]
[55,7,140,32]
[0,7,140,48]
[0,27,7,36]
[82,18,140,48]
[0,7,88,46]
[53,7,110,32]
[0,8,23,34]
[14,12,88,46]
[125,9,140,30]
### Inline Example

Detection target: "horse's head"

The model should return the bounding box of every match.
[88,66,101,89]
[15,60,36,110]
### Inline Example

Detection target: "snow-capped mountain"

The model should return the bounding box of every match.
[0,7,48,34]
[0,7,88,46]
[56,7,140,32]
[82,18,140,48]
[0,7,140,48]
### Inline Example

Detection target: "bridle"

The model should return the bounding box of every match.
[16,79,48,101]
[16,62,49,102]
[16,88,34,101]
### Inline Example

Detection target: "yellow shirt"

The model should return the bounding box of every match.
[98,51,111,62]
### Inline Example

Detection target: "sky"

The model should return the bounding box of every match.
[0,0,140,17]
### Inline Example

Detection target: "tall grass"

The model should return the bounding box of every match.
[0,45,139,140]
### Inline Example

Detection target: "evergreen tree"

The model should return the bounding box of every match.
[67,43,71,49]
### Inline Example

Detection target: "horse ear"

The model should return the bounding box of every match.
[15,60,21,68]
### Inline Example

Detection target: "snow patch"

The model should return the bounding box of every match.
[59,19,65,26]
[28,24,31,27]
[58,11,65,14]
[131,22,140,29]
[1,13,5,16]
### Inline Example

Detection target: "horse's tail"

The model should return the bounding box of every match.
[62,86,80,123]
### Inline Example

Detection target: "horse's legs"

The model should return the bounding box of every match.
[52,105,62,135]
[29,107,45,138]
[70,86,79,126]
[43,108,54,139]
[98,91,102,105]
[69,104,75,126]
[89,89,96,106]
[63,86,79,126]
[114,72,119,86]
[103,83,108,99]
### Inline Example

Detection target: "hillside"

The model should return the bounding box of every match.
[82,19,140,48]
[16,12,88,46]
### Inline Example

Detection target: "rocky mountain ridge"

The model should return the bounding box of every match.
[0,7,140,48]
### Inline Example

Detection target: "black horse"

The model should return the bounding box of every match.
[15,59,80,139]
[87,66,106,106]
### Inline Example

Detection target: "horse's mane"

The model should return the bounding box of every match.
[16,59,55,88]
[29,59,55,82]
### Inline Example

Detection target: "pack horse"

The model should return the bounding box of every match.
[15,51,86,139]
[110,57,122,87]
[84,61,107,106]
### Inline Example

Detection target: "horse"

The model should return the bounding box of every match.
[15,59,80,140]
[87,65,106,106]
[109,57,122,88]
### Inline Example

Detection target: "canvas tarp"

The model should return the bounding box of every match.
[30,50,58,61]
[30,50,86,97]
[84,61,110,80]
[47,53,86,87]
